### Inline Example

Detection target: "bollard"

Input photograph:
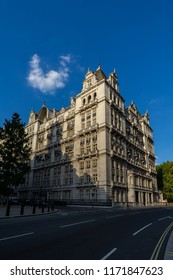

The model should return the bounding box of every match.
[20,204,24,215]
[6,202,10,216]
[47,204,50,212]
[32,205,36,214]
[51,203,54,211]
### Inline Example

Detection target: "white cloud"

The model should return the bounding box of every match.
[60,55,72,63]
[76,64,85,72]
[27,54,71,94]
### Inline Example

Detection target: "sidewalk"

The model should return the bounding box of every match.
[164,227,173,260]
[0,204,55,218]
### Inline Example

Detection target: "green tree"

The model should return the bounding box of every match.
[156,164,163,191]
[156,161,173,202]
[0,113,30,196]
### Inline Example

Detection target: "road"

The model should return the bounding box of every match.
[0,206,173,260]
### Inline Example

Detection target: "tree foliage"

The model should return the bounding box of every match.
[0,113,30,196]
[156,161,173,202]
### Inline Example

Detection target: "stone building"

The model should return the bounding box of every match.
[19,66,159,206]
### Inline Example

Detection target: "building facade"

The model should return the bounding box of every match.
[19,66,159,206]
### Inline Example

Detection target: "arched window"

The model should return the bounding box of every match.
[83,98,86,106]
[94,92,97,100]
[88,95,91,104]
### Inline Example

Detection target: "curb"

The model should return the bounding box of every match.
[0,210,58,220]
[164,227,173,260]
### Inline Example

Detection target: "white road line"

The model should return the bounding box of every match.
[60,219,95,228]
[106,214,124,219]
[132,223,152,236]
[101,248,117,260]
[0,232,34,241]
[158,216,171,221]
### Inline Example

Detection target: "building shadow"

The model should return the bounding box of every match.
[18,105,111,207]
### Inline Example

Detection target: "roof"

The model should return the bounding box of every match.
[37,104,47,121]
[95,65,107,81]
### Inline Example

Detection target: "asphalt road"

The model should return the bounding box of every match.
[0,206,173,260]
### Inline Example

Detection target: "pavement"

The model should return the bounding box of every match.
[0,204,56,219]
[164,224,173,260]
[0,204,173,260]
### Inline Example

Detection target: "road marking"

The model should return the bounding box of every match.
[158,216,173,221]
[132,223,152,236]
[151,221,173,260]
[60,219,95,228]
[106,214,124,219]
[101,248,117,260]
[165,251,173,257]
[0,232,34,241]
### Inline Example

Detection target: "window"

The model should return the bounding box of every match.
[86,135,91,145]
[79,190,84,199]
[92,109,96,125]
[81,114,85,129]
[54,167,57,175]
[86,114,91,120]
[80,162,84,170]
[92,132,97,143]
[110,91,112,100]
[93,144,97,152]
[43,169,50,186]
[34,171,41,187]
[114,113,118,128]
[67,129,74,137]
[92,159,97,167]
[93,110,96,117]
[65,178,68,185]
[65,165,69,173]
[81,114,85,121]
[56,124,63,135]
[57,178,60,185]
[86,120,91,128]
[86,160,90,169]
[80,176,84,185]
[93,174,97,182]
[86,146,91,154]
[69,178,73,185]
[70,165,73,172]
[86,189,90,200]
[58,166,61,174]
[88,95,91,103]
[80,137,85,146]
[86,174,91,183]
[86,111,91,127]
[47,130,52,140]
[120,146,124,156]
[81,122,85,129]
[68,151,73,159]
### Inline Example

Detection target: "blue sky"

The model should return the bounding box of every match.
[0,0,173,164]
